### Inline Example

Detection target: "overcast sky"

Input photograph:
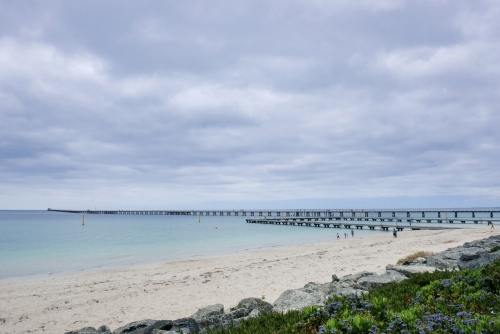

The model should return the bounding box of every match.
[1,1,499,210]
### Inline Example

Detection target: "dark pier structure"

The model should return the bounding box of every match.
[48,208,499,231]
[48,208,498,220]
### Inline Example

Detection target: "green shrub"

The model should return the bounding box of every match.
[490,245,500,253]
[208,258,500,334]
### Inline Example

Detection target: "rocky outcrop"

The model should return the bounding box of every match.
[426,235,500,270]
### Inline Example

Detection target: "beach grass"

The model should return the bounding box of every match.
[396,251,435,264]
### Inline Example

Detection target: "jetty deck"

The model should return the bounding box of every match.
[48,208,499,220]
[48,207,500,229]
[245,218,480,231]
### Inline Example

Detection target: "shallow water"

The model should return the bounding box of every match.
[0,210,480,279]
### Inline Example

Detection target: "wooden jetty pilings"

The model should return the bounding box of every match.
[245,218,471,231]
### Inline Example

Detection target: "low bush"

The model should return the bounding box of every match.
[396,251,434,264]
[490,245,500,253]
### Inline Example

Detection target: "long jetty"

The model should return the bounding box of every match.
[48,208,498,220]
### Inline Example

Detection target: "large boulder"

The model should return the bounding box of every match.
[426,243,498,270]
[386,264,436,277]
[203,308,249,327]
[113,320,156,334]
[273,289,322,313]
[355,270,407,291]
[150,318,199,334]
[273,281,333,313]
[426,248,462,270]
[133,320,174,334]
[328,283,367,297]
[463,235,500,250]
[325,271,376,298]
[230,297,273,313]
[97,326,112,334]
[338,271,374,284]
[191,304,224,324]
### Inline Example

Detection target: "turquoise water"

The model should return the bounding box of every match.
[0,210,479,279]
[0,210,386,279]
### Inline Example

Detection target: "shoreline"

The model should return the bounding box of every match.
[0,229,389,283]
[0,227,497,334]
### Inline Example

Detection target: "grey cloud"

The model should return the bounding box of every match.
[1,0,500,209]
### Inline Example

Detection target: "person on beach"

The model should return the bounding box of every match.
[393,228,397,238]
[351,228,354,237]
[344,233,347,239]
[337,233,340,239]
[491,222,495,231]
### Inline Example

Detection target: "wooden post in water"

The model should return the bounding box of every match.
[82,215,85,225]
[198,214,200,222]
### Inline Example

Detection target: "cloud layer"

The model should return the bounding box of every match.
[1,0,499,209]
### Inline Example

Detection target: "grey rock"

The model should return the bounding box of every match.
[328,283,367,298]
[247,309,260,318]
[459,248,488,261]
[339,271,374,283]
[97,325,112,334]
[273,281,334,312]
[191,304,224,323]
[490,251,500,262]
[331,274,340,282]
[172,318,200,334]
[138,320,174,334]
[386,264,436,277]
[402,257,427,266]
[426,255,458,270]
[230,297,273,313]
[65,327,98,334]
[273,289,322,313]
[302,282,332,298]
[463,236,500,250]
[458,257,491,270]
[355,270,407,291]
[195,308,245,328]
[113,320,156,334]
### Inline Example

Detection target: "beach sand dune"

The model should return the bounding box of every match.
[0,228,497,334]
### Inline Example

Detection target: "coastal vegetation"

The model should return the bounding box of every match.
[207,258,500,334]
[396,251,435,264]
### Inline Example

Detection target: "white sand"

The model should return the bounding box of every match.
[0,227,498,334]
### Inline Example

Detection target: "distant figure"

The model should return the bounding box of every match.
[344,233,347,239]
[351,228,354,237]
[393,228,397,238]
[491,222,495,231]
[337,233,340,239]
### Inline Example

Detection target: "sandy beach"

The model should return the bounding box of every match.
[0,227,497,334]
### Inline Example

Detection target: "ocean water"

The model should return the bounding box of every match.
[0,210,480,280]
[0,210,384,279]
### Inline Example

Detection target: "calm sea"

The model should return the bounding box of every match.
[0,210,479,280]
